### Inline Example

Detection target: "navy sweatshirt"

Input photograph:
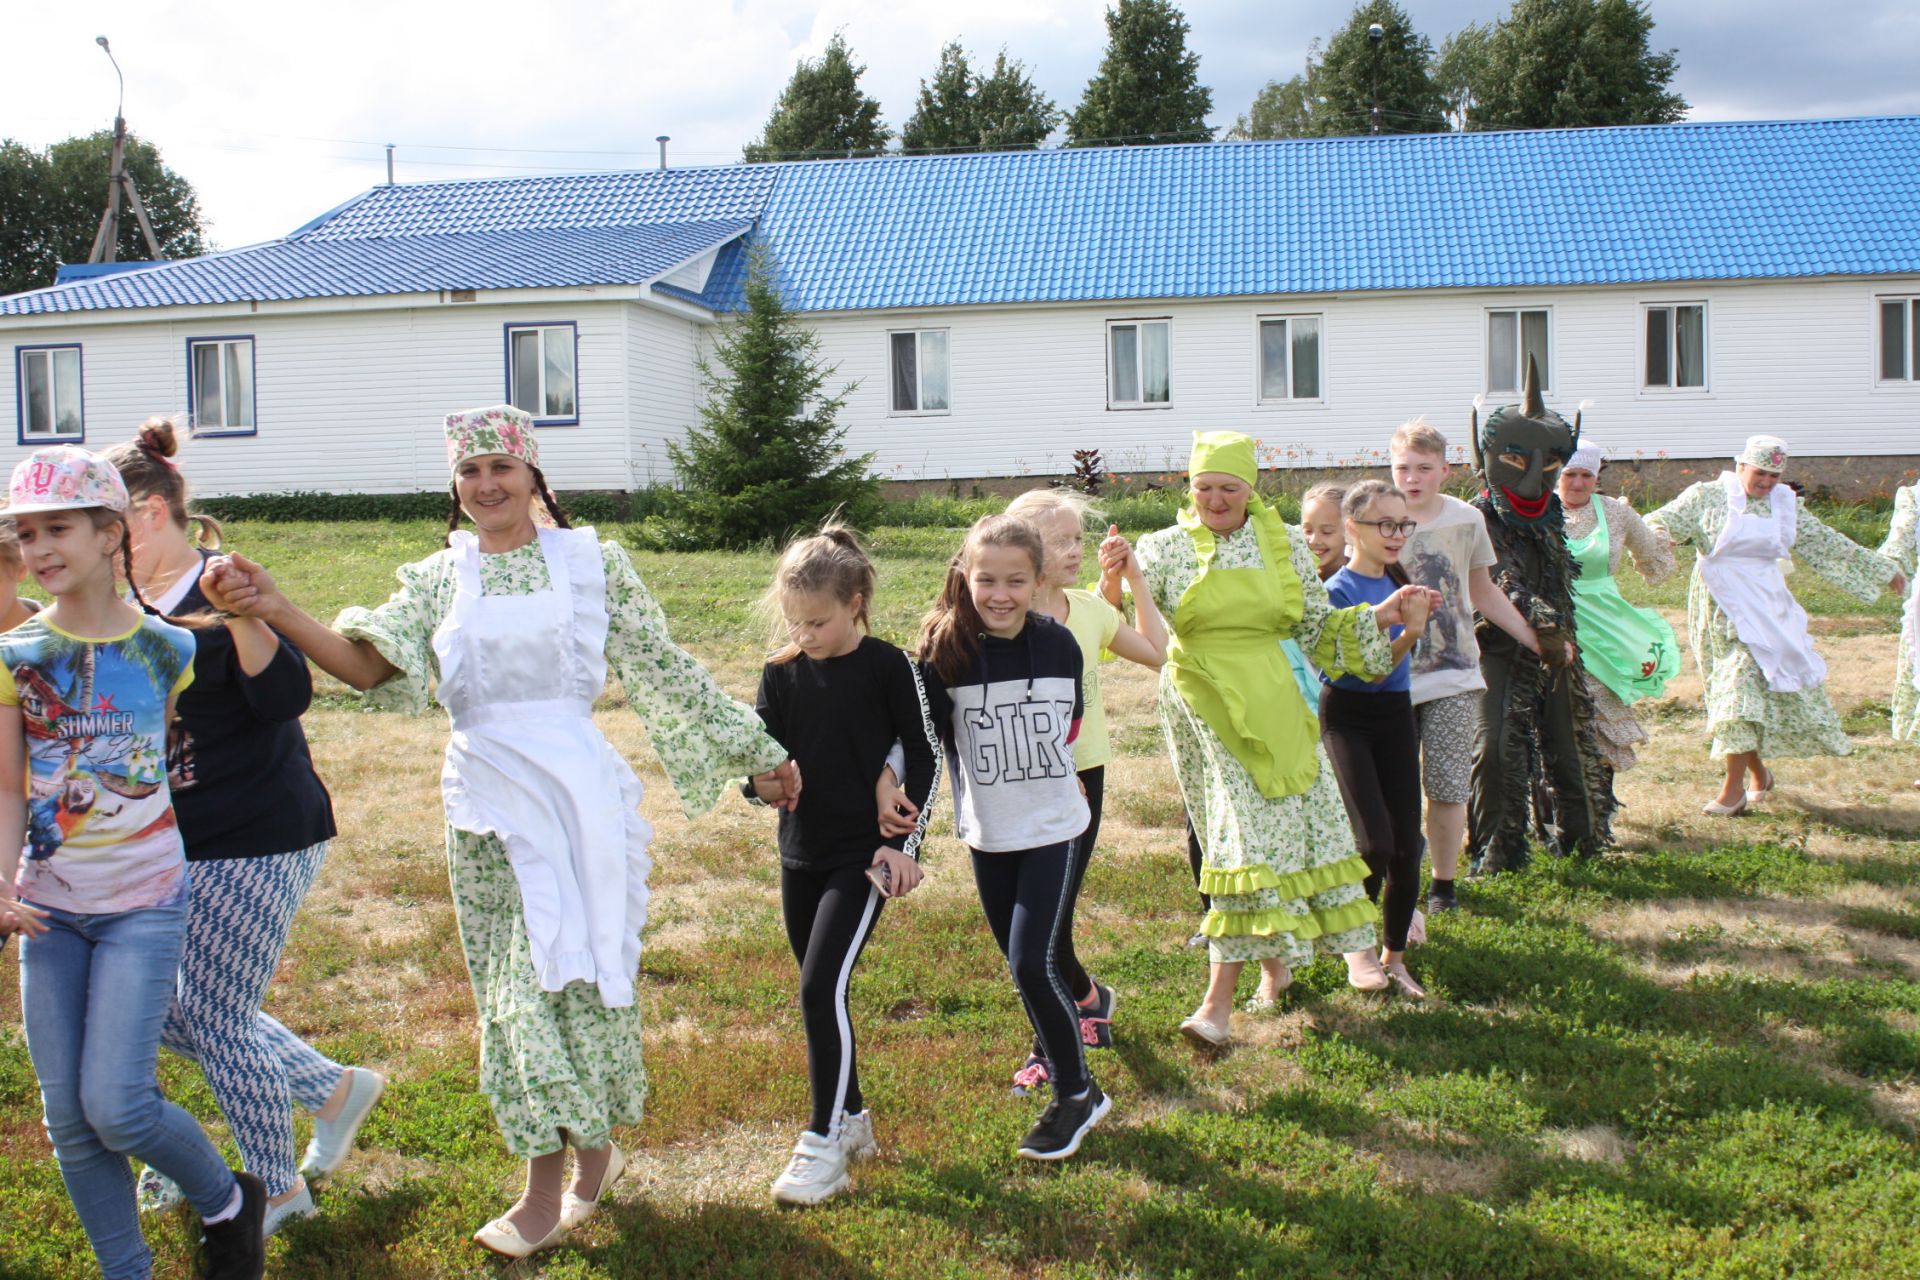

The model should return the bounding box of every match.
[922,614,1088,854]
[754,635,941,871]
[158,552,337,861]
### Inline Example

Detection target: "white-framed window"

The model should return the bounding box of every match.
[1486,307,1550,394]
[1878,296,1920,383]
[505,322,578,423]
[1256,314,1323,402]
[889,329,950,414]
[16,345,84,442]
[187,337,256,435]
[1643,303,1707,390]
[1107,319,1171,408]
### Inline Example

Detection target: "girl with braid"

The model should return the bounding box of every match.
[202,405,797,1258]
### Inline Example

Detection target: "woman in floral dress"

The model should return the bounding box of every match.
[1646,435,1904,815]
[1878,481,1919,783]
[1133,432,1435,1045]
[203,406,793,1257]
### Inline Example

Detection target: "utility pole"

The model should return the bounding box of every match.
[87,36,164,264]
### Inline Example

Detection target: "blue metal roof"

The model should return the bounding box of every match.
[6,116,1919,317]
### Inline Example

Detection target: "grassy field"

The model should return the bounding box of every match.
[1,513,1917,1279]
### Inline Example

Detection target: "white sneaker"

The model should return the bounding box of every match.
[300,1067,385,1181]
[837,1110,877,1162]
[771,1130,850,1206]
[263,1182,317,1237]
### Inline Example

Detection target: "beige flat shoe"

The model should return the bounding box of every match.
[1744,767,1775,805]
[473,1213,571,1259]
[1179,1013,1231,1047]
[1345,949,1390,992]
[559,1142,627,1231]
[1384,962,1427,1000]
[1702,796,1748,817]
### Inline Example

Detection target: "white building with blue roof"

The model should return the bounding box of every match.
[4,115,1919,496]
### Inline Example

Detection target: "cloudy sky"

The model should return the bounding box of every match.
[7,0,1919,248]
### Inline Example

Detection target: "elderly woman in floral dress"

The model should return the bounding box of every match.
[1133,432,1437,1045]
[204,406,796,1258]
[1646,435,1906,815]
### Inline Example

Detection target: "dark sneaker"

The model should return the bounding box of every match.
[1426,881,1458,914]
[1079,981,1117,1049]
[1010,1053,1052,1097]
[200,1171,267,1280]
[1016,1084,1111,1161]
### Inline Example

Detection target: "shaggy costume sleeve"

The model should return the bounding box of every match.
[600,540,788,819]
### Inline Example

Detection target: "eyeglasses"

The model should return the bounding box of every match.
[1356,519,1419,537]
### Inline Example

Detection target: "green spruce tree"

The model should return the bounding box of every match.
[1067,0,1214,146]
[1307,1,1447,136]
[743,33,890,162]
[1467,0,1686,131]
[903,43,1062,153]
[666,249,879,549]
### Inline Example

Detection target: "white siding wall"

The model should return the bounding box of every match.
[6,276,1919,493]
[806,276,1920,480]
[0,300,643,494]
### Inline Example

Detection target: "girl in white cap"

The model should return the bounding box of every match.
[0,446,267,1279]
[201,407,796,1258]
[1555,439,1681,774]
[1647,436,1906,815]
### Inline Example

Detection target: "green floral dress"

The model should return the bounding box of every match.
[1136,520,1386,967]
[1879,484,1919,742]
[1647,482,1898,759]
[336,536,786,1158]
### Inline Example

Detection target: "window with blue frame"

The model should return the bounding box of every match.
[506,323,578,423]
[1878,297,1920,383]
[187,337,256,434]
[16,345,84,441]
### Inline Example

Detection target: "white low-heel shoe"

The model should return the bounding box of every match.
[473,1213,571,1259]
[1178,1013,1231,1047]
[1702,797,1748,817]
[1744,767,1776,805]
[558,1143,627,1231]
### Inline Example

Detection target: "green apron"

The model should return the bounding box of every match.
[1568,508,1680,705]
[1165,501,1321,799]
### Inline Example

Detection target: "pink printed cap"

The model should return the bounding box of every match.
[444,404,540,474]
[6,446,131,515]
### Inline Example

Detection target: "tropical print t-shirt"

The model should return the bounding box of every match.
[0,613,195,913]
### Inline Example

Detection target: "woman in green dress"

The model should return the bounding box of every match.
[203,406,795,1257]
[1646,435,1904,815]
[1133,432,1437,1045]
[1556,440,1680,773]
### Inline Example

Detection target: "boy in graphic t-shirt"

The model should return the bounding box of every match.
[1388,420,1540,912]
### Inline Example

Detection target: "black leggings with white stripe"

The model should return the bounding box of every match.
[970,840,1089,1098]
[782,862,887,1139]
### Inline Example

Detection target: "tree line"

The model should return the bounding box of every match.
[745,0,1684,162]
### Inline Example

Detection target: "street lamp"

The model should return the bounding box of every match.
[96,36,124,123]
[1368,23,1385,136]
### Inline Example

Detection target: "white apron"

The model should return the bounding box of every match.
[1696,472,1825,694]
[432,527,653,1008]
[1907,514,1920,693]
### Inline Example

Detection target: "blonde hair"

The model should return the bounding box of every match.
[1388,418,1449,459]
[1300,482,1347,515]
[0,522,20,571]
[759,521,876,664]
[1006,486,1105,530]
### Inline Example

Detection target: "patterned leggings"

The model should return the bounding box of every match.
[157,843,345,1196]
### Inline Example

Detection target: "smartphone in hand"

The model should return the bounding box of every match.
[864,861,893,898]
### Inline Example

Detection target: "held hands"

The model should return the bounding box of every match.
[750,759,804,811]
[1096,524,1140,584]
[870,846,924,898]
[1893,573,1909,598]
[199,553,283,620]
[876,766,917,838]
[1399,588,1432,638]
[1536,626,1577,669]
[1374,585,1443,631]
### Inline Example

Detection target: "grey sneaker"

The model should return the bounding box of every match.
[837,1110,877,1162]
[262,1182,316,1238]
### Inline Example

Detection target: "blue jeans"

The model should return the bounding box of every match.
[20,884,238,1280]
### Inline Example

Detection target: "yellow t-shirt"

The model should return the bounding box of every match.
[1059,588,1122,771]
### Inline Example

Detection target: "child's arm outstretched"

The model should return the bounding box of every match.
[203,554,400,691]
[0,705,48,939]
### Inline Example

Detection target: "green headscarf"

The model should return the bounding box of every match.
[1188,431,1258,486]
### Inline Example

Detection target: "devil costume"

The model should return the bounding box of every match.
[1467,362,1613,870]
